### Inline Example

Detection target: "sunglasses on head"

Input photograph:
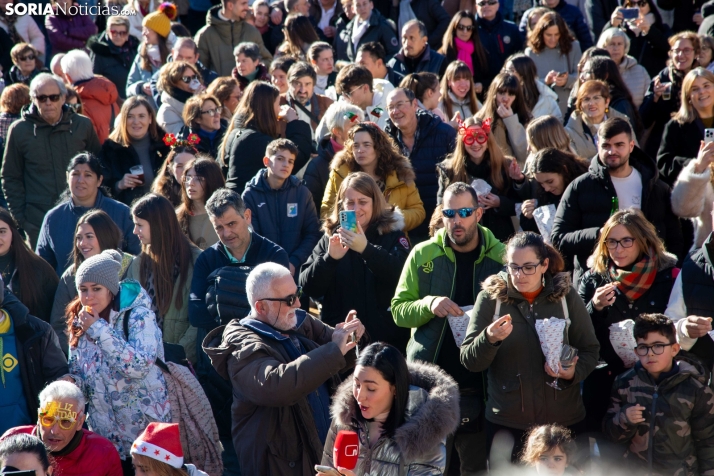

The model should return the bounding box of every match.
[259,286,303,307]
[456,24,474,32]
[18,54,36,62]
[36,94,61,103]
[442,207,476,219]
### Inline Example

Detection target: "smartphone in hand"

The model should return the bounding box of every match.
[620,7,639,19]
[339,210,358,233]
[705,128,714,143]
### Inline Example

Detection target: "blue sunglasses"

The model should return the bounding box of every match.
[442,207,476,219]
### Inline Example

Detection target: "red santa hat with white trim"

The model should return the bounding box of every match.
[130,422,184,468]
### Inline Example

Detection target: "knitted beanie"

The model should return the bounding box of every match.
[142,2,177,38]
[131,422,184,468]
[75,249,123,296]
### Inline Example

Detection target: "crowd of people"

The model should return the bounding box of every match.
[3,0,714,474]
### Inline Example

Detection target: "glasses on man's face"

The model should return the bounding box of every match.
[635,343,674,356]
[36,94,61,103]
[476,0,497,6]
[39,413,81,430]
[260,286,303,307]
[109,29,128,37]
[442,207,475,219]
[344,86,362,98]
[184,175,205,184]
[671,48,695,56]
[507,262,542,276]
[201,106,223,117]
[605,237,635,249]
[181,75,197,84]
[456,24,474,32]
[18,54,36,62]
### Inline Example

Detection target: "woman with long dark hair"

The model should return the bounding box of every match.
[276,14,319,60]
[317,342,459,476]
[102,96,171,206]
[151,144,198,207]
[438,61,480,123]
[438,11,488,96]
[220,81,311,193]
[476,73,531,166]
[37,153,140,276]
[504,53,561,121]
[176,158,226,249]
[399,73,447,121]
[0,208,58,322]
[128,194,201,363]
[50,210,133,354]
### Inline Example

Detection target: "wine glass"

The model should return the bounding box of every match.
[547,345,579,390]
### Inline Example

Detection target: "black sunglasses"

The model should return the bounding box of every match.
[260,286,303,307]
[476,0,497,6]
[456,24,474,32]
[442,207,476,219]
[36,94,62,103]
[18,54,36,62]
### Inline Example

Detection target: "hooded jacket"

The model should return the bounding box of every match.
[300,209,411,351]
[242,169,322,272]
[44,7,97,54]
[460,271,600,430]
[334,9,399,62]
[552,149,683,283]
[203,311,354,476]
[392,225,506,363]
[74,76,120,144]
[88,33,140,100]
[195,6,272,77]
[157,90,189,135]
[1,104,101,241]
[619,55,650,108]
[322,361,460,475]
[68,280,171,460]
[604,357,714,476]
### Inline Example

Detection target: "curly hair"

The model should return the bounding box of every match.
[527,12,574,55]
[521,424,576,467]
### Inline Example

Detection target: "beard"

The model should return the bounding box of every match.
[447,221,478,246]
[272,305,298,331]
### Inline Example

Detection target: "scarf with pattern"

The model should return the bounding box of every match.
[608,250,657,302]
[0,10,20,44]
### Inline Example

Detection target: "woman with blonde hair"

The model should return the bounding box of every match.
[526,116,577,162]
[437,116,524,242]
[301,172,411,352]
[320,122,425,233]
[578,208,678,433]
[665,67,714,250]
[156,61,203,134]
[438,61,480,124]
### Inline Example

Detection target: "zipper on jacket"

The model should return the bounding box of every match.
[517,373,524,412]
[647,385,658,472]
[433,262,458,363]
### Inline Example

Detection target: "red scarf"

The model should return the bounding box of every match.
[607,251,657,302]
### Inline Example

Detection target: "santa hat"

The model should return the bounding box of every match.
[130,423,184,468]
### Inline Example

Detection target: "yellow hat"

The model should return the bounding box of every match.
[142,2,177,38]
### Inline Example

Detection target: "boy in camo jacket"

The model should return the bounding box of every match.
[604,313,714,475]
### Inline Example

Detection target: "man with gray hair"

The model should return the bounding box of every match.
[387,19,446,76]
[1,73,100,246]
[60,49,119,143]
[231,42,271,90]
[204,262,363,475]
[1,380,122,475]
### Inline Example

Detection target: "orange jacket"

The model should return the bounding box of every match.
[75,76,119,144]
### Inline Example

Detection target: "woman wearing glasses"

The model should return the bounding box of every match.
[640,31,701,165]
[177,158,225,250]
[437,116,524,242]
[301,172,411,352]
[178,93,227,160]
[152,143,199,207]
[156,61,204,135]
[7,43,45,87]
[577,209,678,433]
[128,193,202,364]
[88,15,140,102]
[461,231,600,460]
[438,11,488,96]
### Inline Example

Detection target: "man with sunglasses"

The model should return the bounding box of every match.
[475,0,523,91]
[1,73,100,247]
[204,262,363,475]
[392,181,505,473]
[2,381,122,476]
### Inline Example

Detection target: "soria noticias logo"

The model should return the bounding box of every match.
[3,2,134,16]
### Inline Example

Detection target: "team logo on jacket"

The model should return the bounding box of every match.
[422,261,434,273]
[503,36,511,44]
[399,237,410,250]
[287,203,298,217]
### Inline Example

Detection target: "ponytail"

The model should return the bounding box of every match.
[506,231,564,274]
[399,72,440,102]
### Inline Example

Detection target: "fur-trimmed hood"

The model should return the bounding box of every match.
[585,250,679,272]
[330,360,459,462]
[482,271,572,304]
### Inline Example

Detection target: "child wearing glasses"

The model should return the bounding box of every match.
[604,313,714,475]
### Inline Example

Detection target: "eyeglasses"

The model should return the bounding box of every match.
[39,412,81,430]
[604,237,635,249]
[259,286,303,307]
[507,262,543,275]
[635,343,674,356]
[201,106,223,117]
[343,86,362,98]
[109,29,128,36]
[181,75,197,84]
[630,0,648,6]
[476,0,497,6]
[184,175,205,184]
[442,207,475,219]
[671,48,695,55]
[35,94,61,103]
[456,24,474,32]
[18,54,36,62]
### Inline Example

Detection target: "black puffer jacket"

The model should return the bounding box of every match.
[88,32,139,100]
[300,210,411,352]
[551,149,684,284]
[384,110,456,237]
[303,136,336,213]
[639,66,685,161]
[657,115,704,187]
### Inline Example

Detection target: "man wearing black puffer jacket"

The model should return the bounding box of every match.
[384,88,456,241]
[552,118,684,286]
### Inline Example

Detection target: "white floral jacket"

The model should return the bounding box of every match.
[69,280,171,460]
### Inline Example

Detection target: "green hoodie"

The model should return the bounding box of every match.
[392,225,505,363]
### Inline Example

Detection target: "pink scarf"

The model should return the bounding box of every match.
[455,37,474,73]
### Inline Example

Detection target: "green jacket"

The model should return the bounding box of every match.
[391,225,505,363]
[460,271,600,430]
[1,104,100,239]
[604,357,714,476]
[126,245,202,364]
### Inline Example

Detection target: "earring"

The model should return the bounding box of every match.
[541,274,545,286]
[605,107,609,113]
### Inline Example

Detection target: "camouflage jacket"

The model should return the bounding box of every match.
[604,357,714,476]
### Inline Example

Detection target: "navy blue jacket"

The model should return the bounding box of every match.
[387,46,447,77]
[303,136,336,214]
[36,191,141,275]
[476,12,524,91]
[384,110,456,237]
[519,1,593,50]
[242,170,322,272]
